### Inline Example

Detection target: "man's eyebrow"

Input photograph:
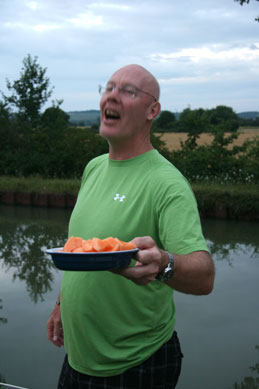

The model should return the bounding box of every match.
[107,79,139,85]
[106,81,135,87]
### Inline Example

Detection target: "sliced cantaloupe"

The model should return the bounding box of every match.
[62,236,83,252]
[73,247,84,253]
[91,237,119,252]
[82,240,93,252]
[102,237,120,251]
[62,236,136,253]
[116,239,136,251]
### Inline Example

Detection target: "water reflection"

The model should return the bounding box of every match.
[0,206,259,389]
[0,299,7,324]
[0,208,258,304]
[202,218,259,264]
[233,346,259,388]
[0,375,7,386]
[0,205,70,303]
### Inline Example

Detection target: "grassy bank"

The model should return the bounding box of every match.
[0,176,81,194]
[192,183,259,220]
[0,176,258,221]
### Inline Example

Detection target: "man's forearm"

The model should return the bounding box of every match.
[165,250,215,295]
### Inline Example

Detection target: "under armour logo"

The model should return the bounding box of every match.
[114,194,126,202]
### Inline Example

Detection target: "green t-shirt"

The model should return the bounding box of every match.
[61,150,208,376]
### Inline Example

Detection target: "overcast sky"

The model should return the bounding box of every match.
[0,0,258,113]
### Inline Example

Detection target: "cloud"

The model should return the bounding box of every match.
[26,1,39,10]
[149,41,259,102]
[149,43,259,64]
[89,3,133,11]
[0,0,259,112]
[68,11,104,28]
[4,21,60,32]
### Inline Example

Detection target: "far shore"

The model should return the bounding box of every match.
[0,182,258,222]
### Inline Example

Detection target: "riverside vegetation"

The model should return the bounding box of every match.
[0,126,258,220]
[0,54,258,220]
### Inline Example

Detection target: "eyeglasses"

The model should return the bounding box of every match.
[98,84,157,102]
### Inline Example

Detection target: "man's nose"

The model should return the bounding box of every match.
[108,85,121,100]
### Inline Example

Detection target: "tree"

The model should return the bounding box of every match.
[178,107,210,133]
[0,101,10,128]
[1,54,54,126]
[209,105,239,132]
[41,100,69,129]
[234,0,259,21]
[153,110,176,132]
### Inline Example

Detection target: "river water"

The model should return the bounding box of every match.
[0,205,258,389]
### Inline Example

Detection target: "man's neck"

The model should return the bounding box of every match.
[108,140,153,160]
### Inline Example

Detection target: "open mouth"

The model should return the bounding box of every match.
[105,109,120,120]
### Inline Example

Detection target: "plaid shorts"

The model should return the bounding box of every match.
[57,331,183,389]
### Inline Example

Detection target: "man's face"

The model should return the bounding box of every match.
[99,66,155,143]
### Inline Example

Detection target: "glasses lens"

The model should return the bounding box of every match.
[121,85,135,98]
[98,84,115,95]
[98,84,141,99]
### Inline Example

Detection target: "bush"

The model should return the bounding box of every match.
[0,110,258,184]
[0,123,109,178]
[170,129,259,184]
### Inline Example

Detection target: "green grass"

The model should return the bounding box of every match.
[1,176,258,197]
[192,182,259,195]
[0,176,258,220]
[192,182,259,219]
[0,176,81,194]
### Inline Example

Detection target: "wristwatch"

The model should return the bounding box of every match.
[156,252,175,282]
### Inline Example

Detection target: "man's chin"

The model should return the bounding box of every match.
[100,125,120,140]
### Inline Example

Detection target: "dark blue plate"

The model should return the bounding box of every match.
[46,247,139,271]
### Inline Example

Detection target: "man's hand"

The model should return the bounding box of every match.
[47,304,64,347]
[114,236,169,285]
[114,236,215,295]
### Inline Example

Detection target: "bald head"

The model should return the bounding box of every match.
[110,64,160,102]
[100,63,161,158]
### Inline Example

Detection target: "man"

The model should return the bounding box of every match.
[47,64,215,389]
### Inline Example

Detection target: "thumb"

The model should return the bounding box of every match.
[131,236,155,250]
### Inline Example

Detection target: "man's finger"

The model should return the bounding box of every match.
[53,325,62,341]
[120,262,155,279]
[131,236,155,250]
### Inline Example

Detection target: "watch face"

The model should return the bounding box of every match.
[163,269,174,282]
[155,253,174,282]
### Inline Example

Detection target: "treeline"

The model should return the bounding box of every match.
[0,119,109,178]
[238,116,259,127]
[68,109,259,129]
[0,54,258,184]
[151,106,259,133]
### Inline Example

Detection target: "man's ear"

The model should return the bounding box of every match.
[147,101,161,121]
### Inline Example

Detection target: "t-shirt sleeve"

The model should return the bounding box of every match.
[154,170,209,255]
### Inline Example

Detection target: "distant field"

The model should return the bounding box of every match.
[159,127,259,150]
